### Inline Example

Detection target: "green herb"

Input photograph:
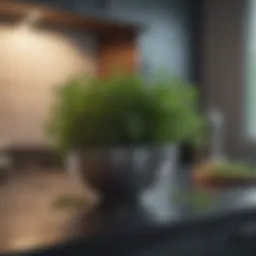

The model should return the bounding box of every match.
[46,71,205,153]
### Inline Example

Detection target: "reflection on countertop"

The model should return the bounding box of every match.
[0,171,96,253]
[2,169,256,254]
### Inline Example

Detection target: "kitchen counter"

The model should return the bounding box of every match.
[2,169,256,255]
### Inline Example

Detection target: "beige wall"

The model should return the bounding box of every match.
[0,23,97,148]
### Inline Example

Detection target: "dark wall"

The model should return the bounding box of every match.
[201,0,247,158]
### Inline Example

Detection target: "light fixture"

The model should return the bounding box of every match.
[20,9,41,27]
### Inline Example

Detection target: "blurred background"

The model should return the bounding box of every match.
[0,0,255,254]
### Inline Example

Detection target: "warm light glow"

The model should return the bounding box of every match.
[0,23,96,146]
[8,235,49,251]
[8,24,41,52]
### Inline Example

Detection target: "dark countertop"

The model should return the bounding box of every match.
[71,164,256,238]
[55,162,256,256]
[71,187,256,238]
[4,168,256,255]
[14,198,256,256]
